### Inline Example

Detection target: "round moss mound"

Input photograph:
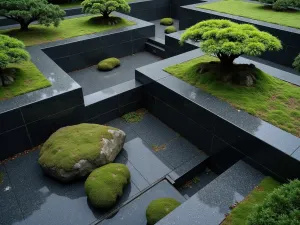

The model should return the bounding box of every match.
[160,18,173,26]
[146,198,181,225]
[98,57,120,71]
[85,163,130,208]
[165,26,177,34]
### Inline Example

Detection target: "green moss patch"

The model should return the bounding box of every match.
[160,18,174,26]
[198,0,300,29]
[0,16,135,46]
[164,26,177,34]
[98,57,120,71]
[39,123,118,171]
[146,198,181,225]
[85,163,130,208]
[0,61,51,101]
[122,108,147,123]
[164,55,300,137]
[221,177,280,225]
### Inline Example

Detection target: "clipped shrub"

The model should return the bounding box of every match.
[293,53,300,72]
[98,57,120,71]
[85,163,130,208]
[146,198,181,225]
[260,0,300,10]
[247,179,300,225]
[82,0,130,19]
[160,18,174,26]
[0,0,66,31]
[165,26,177,34]
[0,35,30,86]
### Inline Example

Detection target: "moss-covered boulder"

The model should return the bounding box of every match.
[146,198,181,225]
[85,163,130,208]
[160,18,173,26]
[98,57,120,71]
[165,26,177,34]
[38,124,126,182]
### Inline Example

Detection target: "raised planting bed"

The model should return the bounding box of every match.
[135,49,300,181]
[165,55,300,137]
[221,177,280,225]
[198,0,300,29]
[0,61,51,101]
[0,15,135,46]
[179,2,300,68]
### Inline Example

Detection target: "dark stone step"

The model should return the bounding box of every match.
[167,150,209,187]
[156,160,265,225]
[145,41,166,58]
[98,180,186,225]
[148,37,166,48]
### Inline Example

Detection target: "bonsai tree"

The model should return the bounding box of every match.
[180,19,282,86]
[293,54,300,72]
[81,0,130,21]
[0,35,30,86]
[0,0,66,31]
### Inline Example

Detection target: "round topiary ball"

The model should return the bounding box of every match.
[165,26,177,34]
[98,57,120,71]
[85,163,130,208]
[146,198,181,225]
[160,18,173,26]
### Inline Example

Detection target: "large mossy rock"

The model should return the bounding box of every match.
[146,198,181,225]
[38,123,126,182]
[85,163,130,208]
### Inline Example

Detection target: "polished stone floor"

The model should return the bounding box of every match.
[0,111,206,225]
[69,52,161,96]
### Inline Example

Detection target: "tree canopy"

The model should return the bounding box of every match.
[82,0,131,18]
[0,0,66,31]
[180,19,282,65]
[0,35,30,85]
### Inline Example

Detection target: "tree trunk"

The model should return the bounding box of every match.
[0,68,6,87]
[20,21,30,31]
[218,54,237,71]
[102,11,110,18]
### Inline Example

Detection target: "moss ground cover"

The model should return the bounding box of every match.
[85,163,130,208]
[198,0,300,29]
[122,108,147,123]
[164,55,300,137]
[221,177,280,225]
[0,16,135,46]
[0,61,51,101]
